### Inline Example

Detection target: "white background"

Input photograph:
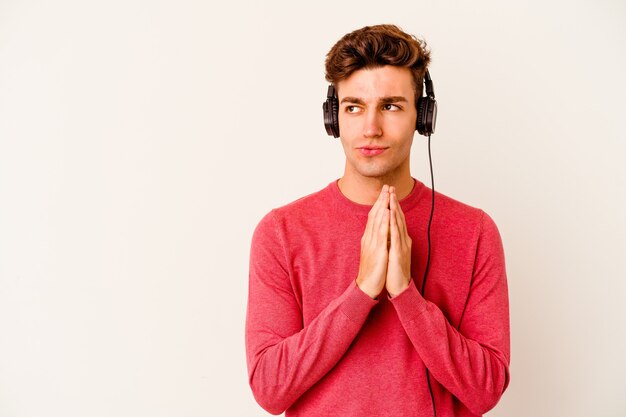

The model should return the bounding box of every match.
[1,0,625,416]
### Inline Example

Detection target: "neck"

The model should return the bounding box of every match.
[337,172,415,206]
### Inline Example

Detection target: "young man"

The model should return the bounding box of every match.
[245,24,510,417]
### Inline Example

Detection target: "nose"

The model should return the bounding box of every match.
[363,109,383,138]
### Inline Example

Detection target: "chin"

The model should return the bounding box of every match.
[354,165,395,178]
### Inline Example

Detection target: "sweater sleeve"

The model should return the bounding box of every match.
[389,211,511,415]
[245,210,379,415]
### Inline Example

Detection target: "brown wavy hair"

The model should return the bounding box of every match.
[325,24,431,104]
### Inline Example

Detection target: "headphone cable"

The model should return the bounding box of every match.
[421,132,435,295]
[422,132,437,417]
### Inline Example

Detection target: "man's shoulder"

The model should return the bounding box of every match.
[273,183,332,216]
[253,182,333,232]
[435,188,483,217]
[431,188,501,237]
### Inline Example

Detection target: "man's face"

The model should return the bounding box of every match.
[336,65,417,181]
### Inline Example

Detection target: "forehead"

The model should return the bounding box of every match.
[336,65,414,101]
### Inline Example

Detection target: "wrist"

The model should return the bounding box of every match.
[387,278,411,298]
[355,279,380,300]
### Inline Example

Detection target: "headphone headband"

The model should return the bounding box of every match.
[424,69,435,99]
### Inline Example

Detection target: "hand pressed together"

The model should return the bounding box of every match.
[356,185,412,299]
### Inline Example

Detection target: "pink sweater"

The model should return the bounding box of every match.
[246,178,510,416]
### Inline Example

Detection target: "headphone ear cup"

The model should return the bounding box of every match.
[416,97,426,134]
[323,100,333,136]
[416,96,437,136]
[330,96,339,138]
[323,85,340,138]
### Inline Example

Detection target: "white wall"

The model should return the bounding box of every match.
[1,0,625,416]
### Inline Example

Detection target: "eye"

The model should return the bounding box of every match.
[345,105,361,113]
[383,104,401,111]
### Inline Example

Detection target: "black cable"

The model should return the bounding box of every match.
[421,132,435,295]
[422,132,436,417]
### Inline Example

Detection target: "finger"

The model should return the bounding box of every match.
[365,185,388,241]
[383,208,390,249]
[389,191,397,249]
[374,188,390,243]
[392,188,408,240]
[391,188,405,246]
[396,189,412,250]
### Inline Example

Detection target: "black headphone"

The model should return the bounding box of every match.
[323,69,437,138]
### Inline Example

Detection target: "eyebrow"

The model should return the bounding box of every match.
[340,96,409,105]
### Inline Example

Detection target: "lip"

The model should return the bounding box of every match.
[358,147,388,156]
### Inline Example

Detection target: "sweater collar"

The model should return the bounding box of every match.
[327,176,427,217]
